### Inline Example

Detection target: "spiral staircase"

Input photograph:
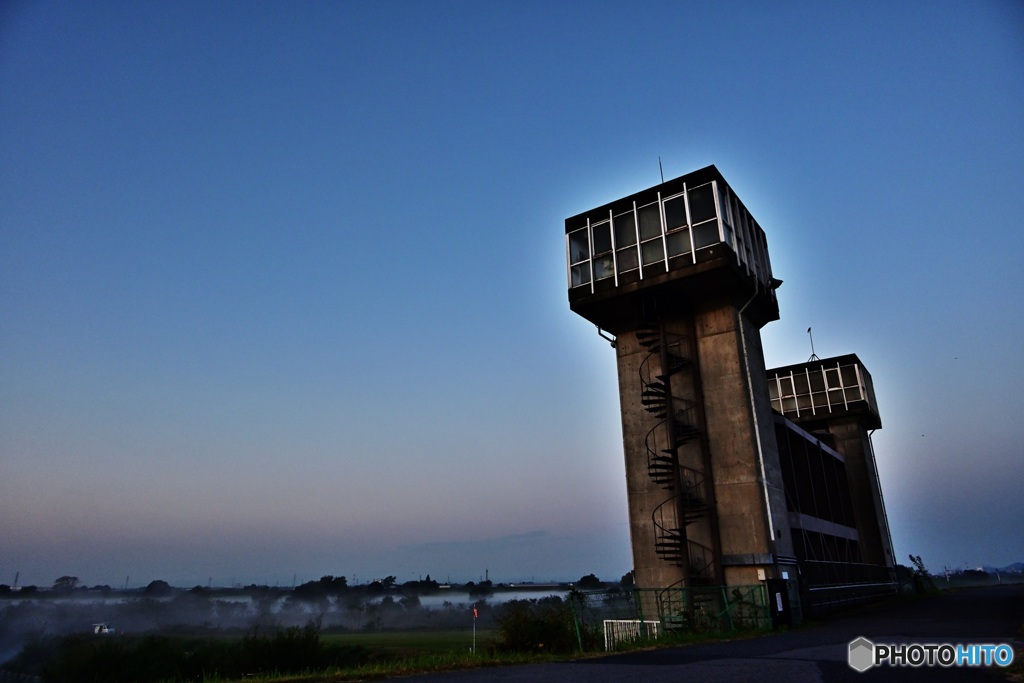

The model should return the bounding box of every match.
[636,322,721,622]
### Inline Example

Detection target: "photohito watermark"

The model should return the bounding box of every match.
[848,637,1014,672]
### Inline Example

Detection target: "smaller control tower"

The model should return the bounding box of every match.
[767,355,896,573]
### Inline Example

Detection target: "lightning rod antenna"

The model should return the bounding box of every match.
[659,157,664,183]
[807,327,820,362]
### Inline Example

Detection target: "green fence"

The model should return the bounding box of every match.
[567,584,771,652]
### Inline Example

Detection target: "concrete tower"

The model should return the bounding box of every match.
[566,165,798,614]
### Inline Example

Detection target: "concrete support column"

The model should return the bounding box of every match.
[694,302,794,585]
[826,419,893,567]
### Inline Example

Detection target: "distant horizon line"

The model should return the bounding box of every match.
[2,572,614,591]
[2,580,597,593]
[6,561,1023,592]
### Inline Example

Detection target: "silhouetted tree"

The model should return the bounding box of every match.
[468,580,493,597]
[52,576,79,592]
[293,575,348,598]
[620,570,635,587]
[144,579,173,595]
[402,575,440,593]
[367,576,396,594]
[577,574,602,589]
[316,575,348,591]
[189,585,210,595]
[244,583,273,593]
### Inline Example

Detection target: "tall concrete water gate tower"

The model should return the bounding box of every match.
[566,165,895,621]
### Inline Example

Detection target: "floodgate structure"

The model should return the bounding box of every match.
[566,165,895,624]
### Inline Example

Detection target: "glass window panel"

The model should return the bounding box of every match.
[614,211,637,247]
[592,221,612,254]
[638,203,662,240]
[794,373,810,395]
[568,229,589,264]
[844,387,863,402]
[692,220,720,249]
[666,229,692,257]
[594,255,614,280]
[768,381,779,400]
[687,183,717,224]
[827,388,844,406]
[809,370,826,392]
[782,397,797,412]
[640,239,664,265]
[741,218,753,261]
[824,368,841,388]
[812,392,828,408]
[797,394,812,411]
[663,195,687,230]
[719,188,733,226]
[616,246,639,272]
[570,264,590,287]
[840,365,859,386]
[723,224,734,248]
[779,376,795,397]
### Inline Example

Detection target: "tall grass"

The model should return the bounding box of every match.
[8,624,371,682]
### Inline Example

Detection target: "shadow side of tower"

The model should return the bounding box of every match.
[566,165,896,622]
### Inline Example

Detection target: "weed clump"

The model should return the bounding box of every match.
[492,595,599,654]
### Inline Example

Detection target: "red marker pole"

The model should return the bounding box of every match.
[472,603,478,654]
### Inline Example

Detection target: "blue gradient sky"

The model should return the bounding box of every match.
[2,1,1022,588]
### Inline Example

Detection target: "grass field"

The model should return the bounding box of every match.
[224,630,544,683]
[322,629,495,655]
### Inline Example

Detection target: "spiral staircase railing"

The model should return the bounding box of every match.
[636,321,720,621]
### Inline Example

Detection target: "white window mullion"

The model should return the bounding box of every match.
[608,209,618,287]
[587,218,595,295]
[806,368,815,416]
[790,370,799,418]
[840,363,850,410]
[565,234,571,289]
[711,181,726,249]
[634,201,643,280]
[683,183,696,264]
[658,191,668,273]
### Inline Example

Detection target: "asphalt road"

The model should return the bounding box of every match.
[400,584,1024,682]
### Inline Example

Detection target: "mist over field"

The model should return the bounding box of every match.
[0,577,585,665]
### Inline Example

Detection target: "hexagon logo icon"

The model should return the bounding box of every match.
[848,637,875,672]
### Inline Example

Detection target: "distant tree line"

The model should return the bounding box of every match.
[0,570,630,598]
